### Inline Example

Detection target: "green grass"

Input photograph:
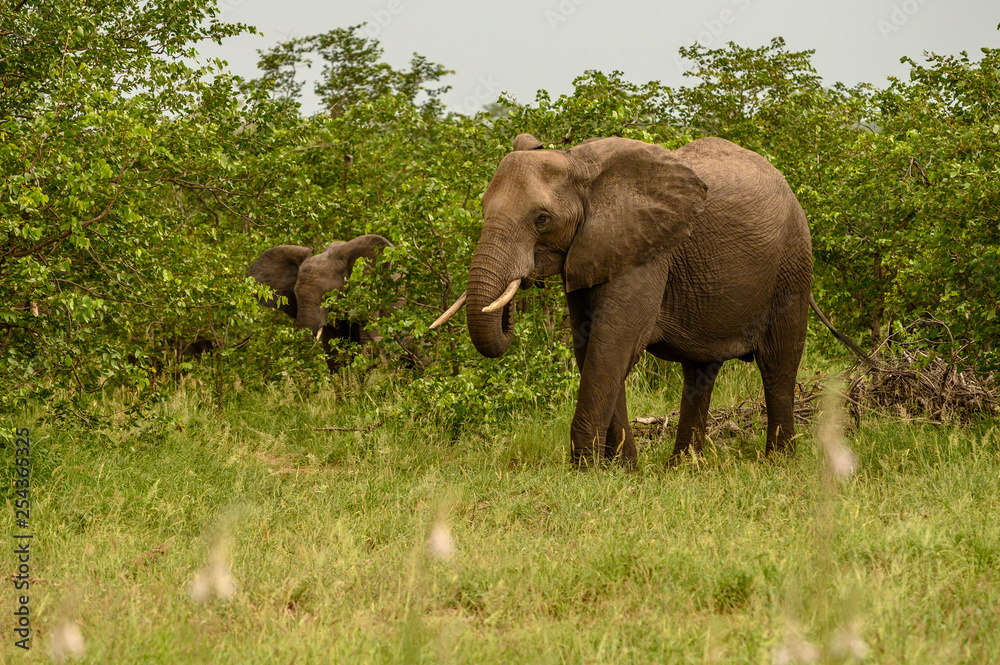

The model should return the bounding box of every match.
[4,362,999,664]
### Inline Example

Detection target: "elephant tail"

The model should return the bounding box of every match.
[808,296,876,367]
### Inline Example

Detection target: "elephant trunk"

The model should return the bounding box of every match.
[294,301,327,336]
[466,239,518,358]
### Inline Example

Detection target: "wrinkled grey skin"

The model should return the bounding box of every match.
[249,234,393,371]
[466,134,813,465]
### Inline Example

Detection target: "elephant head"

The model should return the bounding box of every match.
[249,234,393,337]
[431,134,708,357]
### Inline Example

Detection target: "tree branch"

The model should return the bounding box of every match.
[310,417,387,432]
[53,278,156,308]
[12,190,120,258]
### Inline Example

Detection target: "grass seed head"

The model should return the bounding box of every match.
[428,522,454,561]
[819,380,858,480]
[773,623,820,665]
[49,620,86,661]
[828,622,870,661]
[189,527,236,602]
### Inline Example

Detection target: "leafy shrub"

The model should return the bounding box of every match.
[4,6,999,428]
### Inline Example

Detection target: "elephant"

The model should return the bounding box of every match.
[249,234,395,372]
[432,133,865,465]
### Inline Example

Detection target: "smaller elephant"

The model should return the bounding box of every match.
[249,234,394,371]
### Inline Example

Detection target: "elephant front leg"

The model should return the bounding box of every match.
[566,302,600,465]
[571,363,634,466]
[603,386,637,466]
[567,292,654,467]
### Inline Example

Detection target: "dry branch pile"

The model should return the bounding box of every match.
[632,375,824,443]
[632,350,998,444]
[843,350,997,424]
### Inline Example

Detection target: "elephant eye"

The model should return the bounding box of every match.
[535,214,550,227]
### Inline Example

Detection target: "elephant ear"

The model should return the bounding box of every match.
[564,138,708,292]
[513,133,543,151]
[332,234,394,279]
[248,244,313,319]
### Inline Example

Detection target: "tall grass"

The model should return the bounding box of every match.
[4,362,998,663]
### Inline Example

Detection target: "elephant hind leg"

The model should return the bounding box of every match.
[756,356,800,454]
[672,360,723,458]
[755,305,807,454]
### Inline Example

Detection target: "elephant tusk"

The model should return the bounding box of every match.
[482,279,521,313]
[429,291,467,329]
[315,327,323,341]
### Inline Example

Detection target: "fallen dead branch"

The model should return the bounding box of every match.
[131,544,169,569]
[310,417,388,433]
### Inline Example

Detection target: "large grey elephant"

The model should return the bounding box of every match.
[249,234,394,372]
[433,134,861,465]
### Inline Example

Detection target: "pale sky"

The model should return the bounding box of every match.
[199,0,1000,114]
